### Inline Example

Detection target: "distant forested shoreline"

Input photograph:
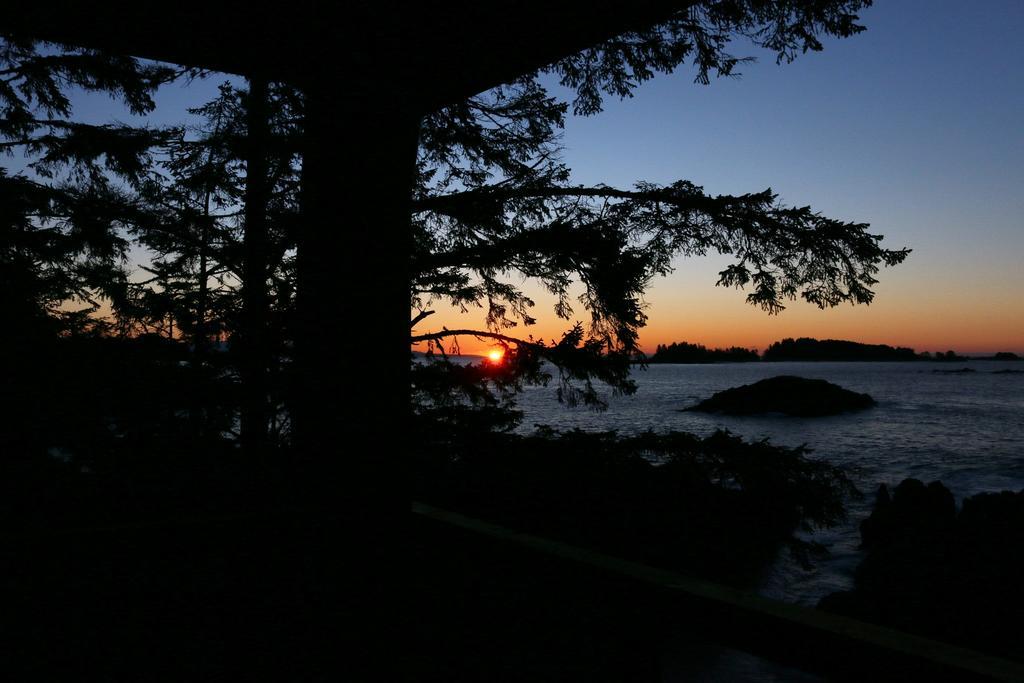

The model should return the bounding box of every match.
[643,337,1020,364]
[762,338,919,362]
[646,342,759,364]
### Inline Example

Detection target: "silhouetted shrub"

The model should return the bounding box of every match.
[412,426,859,585]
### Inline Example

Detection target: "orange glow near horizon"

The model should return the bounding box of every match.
[487,348,506,364]
[412,275,1024,358]
[409,247,1024,359]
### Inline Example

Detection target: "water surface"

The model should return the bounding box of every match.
[513,361,1024,603]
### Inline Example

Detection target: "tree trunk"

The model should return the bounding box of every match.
[294,84,419,511]
[189,212,209,435]
[292,81,419,679]
[240,77,271,455]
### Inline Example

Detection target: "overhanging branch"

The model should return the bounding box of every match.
[411,329,539,348]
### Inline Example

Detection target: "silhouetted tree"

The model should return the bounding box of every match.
[0,37,186,461]
[4,2,903,446]
[126,80,303,445]
[1,38,302,455]
[0,36,179,337]
[410,0,907,426]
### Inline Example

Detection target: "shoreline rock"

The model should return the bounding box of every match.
[819,478,1024,660]
[683,375,876,417]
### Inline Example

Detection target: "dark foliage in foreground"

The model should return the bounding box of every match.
[0,334,277,537]
[413,426,859,584]
[4,333,858,592]
[4,333,860,587]
[820,479,1024,661]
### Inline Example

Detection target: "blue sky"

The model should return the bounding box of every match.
[522,0,1024,353]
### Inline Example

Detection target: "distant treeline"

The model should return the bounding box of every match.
[647,342,759,364]
[645,338,1018,364]
[762,337,919,362]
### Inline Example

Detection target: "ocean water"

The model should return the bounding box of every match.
[512,361,1024,605]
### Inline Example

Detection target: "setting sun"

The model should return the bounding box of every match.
[487,348,505,364]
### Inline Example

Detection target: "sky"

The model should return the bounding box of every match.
[422,0,1024,355]
[21,1,1024,355]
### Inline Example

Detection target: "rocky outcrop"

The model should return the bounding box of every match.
[819,479,1024,660]
[683,376,875,416]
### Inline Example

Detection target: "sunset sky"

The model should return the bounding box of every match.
[419,0,1024,356]
[40,1,1024,356]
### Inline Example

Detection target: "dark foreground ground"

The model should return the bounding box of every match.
[8,507,1017,682]
[4,513,667,681]
[5,506,829,682]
